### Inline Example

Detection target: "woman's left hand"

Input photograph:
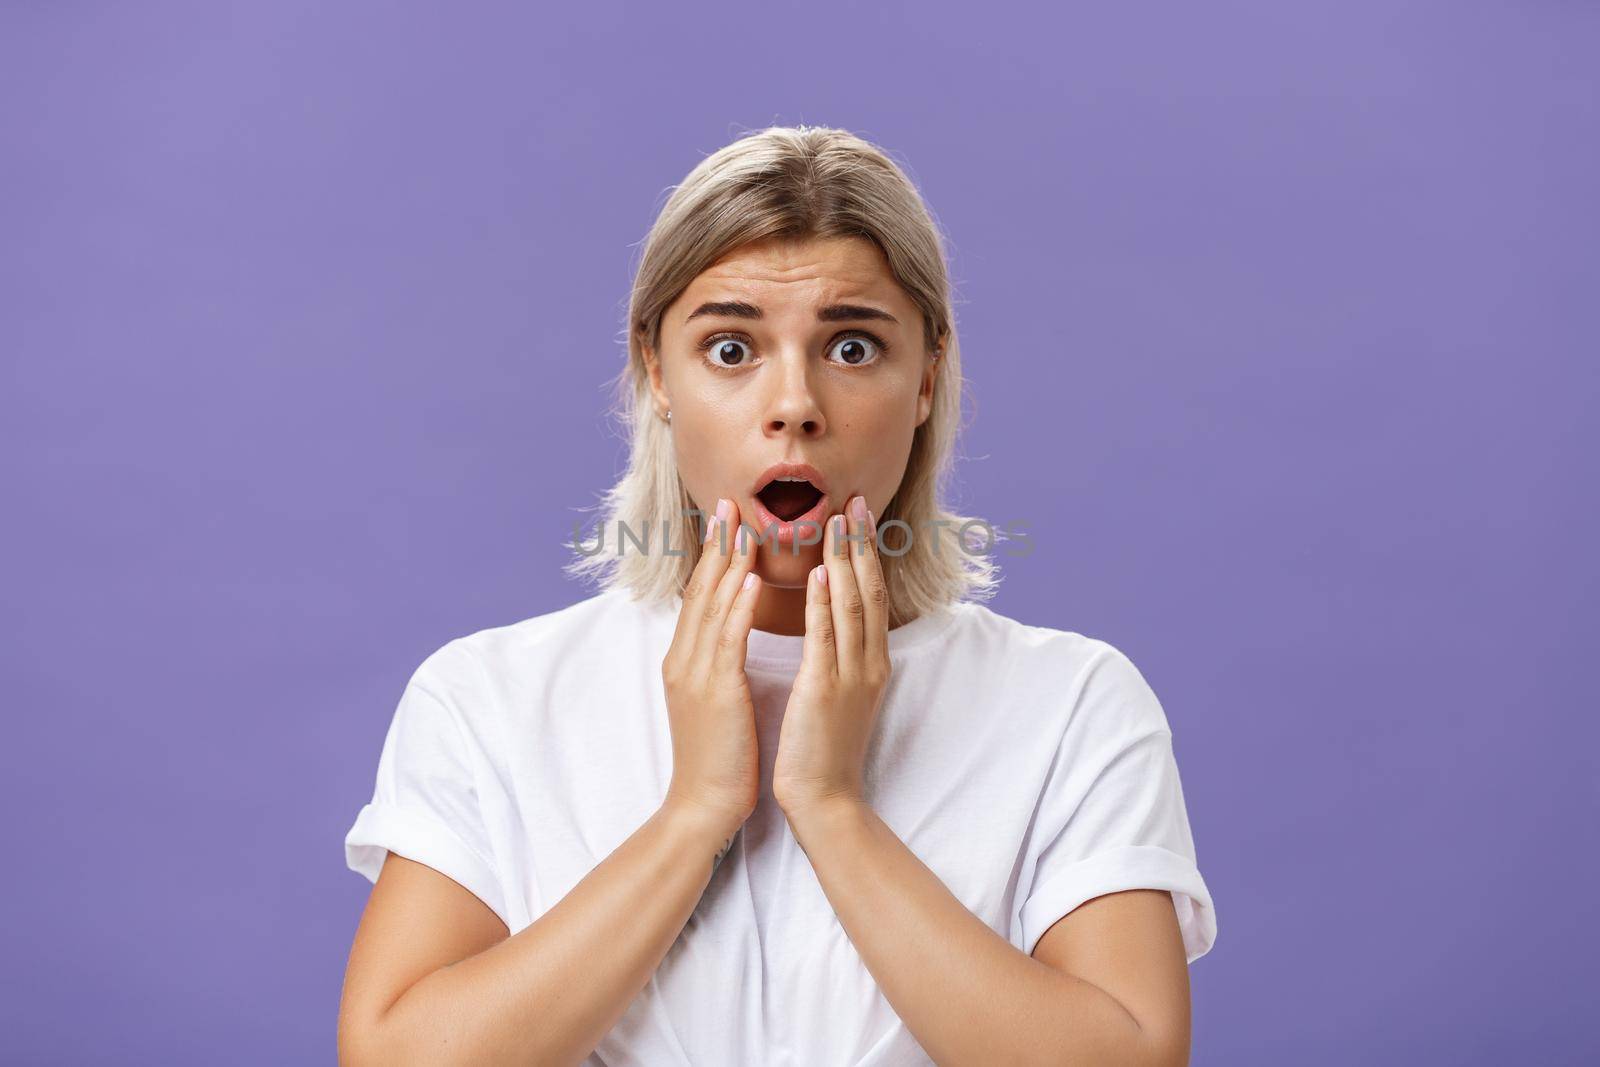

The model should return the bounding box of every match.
[772,494,891,819]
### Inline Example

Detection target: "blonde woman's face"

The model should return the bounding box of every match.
[644,234,941,590]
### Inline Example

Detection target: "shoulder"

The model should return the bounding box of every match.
[954,603,1170,738]
[951,600,1128,687]
[407,587,658,711]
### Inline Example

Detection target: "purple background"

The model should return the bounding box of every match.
[4,2,1595,1064]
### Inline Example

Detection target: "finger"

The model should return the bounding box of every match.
[800,560,836,678]
[683,498,733,599]
[696,502,760,670]
[847,497,890,672]
[711,553,763,676]
[824,511,864,675]
[674,498,734,644]
[711,507,760,622]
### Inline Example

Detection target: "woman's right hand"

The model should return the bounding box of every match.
[661,497,763,839]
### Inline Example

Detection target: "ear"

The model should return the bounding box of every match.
[914,332,947,427]
[640,330,672,419]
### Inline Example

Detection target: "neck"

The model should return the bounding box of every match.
[751,583,809,636]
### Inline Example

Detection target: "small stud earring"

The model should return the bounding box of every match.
[665,410,672,423]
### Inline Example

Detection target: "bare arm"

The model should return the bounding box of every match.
[785,797,1191,1067]
[340,500,764,1066]
[774,506,1190,1066]
[338,796,736,1067]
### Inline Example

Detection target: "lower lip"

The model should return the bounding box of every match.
[749,492,832,546]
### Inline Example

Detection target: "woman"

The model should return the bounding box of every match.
[339,126,1217,1066]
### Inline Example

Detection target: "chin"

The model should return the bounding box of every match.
[753,543,822,588]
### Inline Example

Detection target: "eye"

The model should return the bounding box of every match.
[826,332,887,367]
[700,336,755,369]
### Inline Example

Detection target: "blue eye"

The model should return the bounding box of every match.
[827,333,884,366]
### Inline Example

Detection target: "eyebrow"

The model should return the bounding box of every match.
[684,301,900,325]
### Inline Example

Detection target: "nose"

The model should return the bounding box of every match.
[762,350,825,438]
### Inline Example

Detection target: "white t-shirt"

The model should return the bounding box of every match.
[344,586,1217,1066]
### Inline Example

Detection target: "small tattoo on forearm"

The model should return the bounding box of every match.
[710,829,738,874]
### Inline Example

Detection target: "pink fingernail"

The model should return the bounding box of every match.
[743,572,756,591]
[715,498,730,522]
[850,495,867,521]
[815,565,828,586]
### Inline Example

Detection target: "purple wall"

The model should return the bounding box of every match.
[4,2,1594,1063]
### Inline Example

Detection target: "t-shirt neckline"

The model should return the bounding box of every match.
[743,602,964,670]
[631,588,967,672]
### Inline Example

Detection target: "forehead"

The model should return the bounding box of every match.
[677,235,907,309]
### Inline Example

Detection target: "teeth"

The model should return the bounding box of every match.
[774,476,809,482]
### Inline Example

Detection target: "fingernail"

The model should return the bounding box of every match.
[715,498,730,522]
[704,511,718,544]
[743,572,756,591]
[737,525,749,551]
[815,564,828,586]
[850,495,867,521]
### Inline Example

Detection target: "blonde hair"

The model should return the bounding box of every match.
[565,125,1000,626]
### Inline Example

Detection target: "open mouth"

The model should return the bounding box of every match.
[756,477,825,522]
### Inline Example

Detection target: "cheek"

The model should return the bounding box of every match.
[839,380,920,437]
[669,425,743,516]
[670,435,712,502]
[844,401,919,492]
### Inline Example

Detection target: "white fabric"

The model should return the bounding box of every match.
[344,587,1217,1066]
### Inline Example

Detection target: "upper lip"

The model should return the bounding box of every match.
[752,461,829,495]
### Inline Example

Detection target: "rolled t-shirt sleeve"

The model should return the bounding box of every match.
[343,645,510,928]
[1015,641,1218,964]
